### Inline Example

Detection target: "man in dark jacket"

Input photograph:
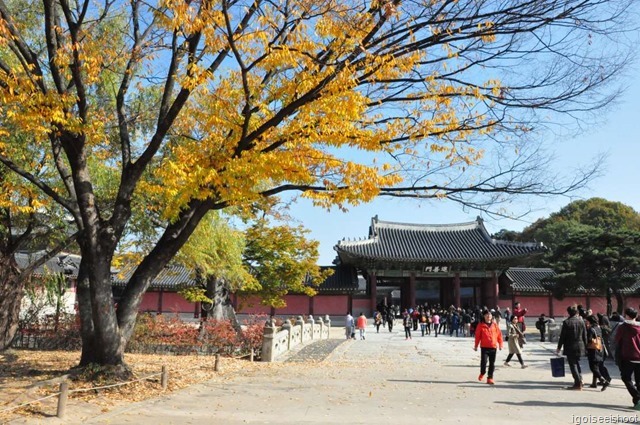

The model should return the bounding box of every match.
[614,307,640,409]
[556,305,588,390]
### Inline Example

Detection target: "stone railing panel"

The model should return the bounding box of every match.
[261,316,331,362]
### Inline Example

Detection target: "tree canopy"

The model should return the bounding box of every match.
[175,213,329,325]
[519,198,640,252]
[544,228,640,314]
[0,0,637,367]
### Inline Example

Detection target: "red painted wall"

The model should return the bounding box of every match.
[552,296,587,318]
[622,297,640,312]
[352,298,371,316]
[139,292,160,312]
[275,295,309,315]
[587,297,608,315]
[161,292,194,313]
[512,296,549,317]
[139,290,640,319]
[236,295,272,315]
[313,295,349,315]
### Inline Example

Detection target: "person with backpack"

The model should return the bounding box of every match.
[474,309,504,385]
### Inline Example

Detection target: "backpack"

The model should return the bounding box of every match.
[535,321,541,330]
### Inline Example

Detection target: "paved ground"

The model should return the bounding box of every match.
[15,326,637,425]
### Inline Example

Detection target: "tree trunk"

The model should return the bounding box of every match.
[615,291,624,314]
[207,276,240,331]
[0,254,22,351]
[76,264,98,365]
[90,254,126,366]
[75,235,128,370]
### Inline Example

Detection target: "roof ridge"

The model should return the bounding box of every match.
[507,267,554,272]
[338,237,377,247]
[373,219,480,231]
[492,239,545,248]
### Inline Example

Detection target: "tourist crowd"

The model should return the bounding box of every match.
[345,301,636,409]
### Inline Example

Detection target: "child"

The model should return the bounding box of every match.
[536,314,550,342]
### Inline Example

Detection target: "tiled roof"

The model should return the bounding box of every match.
[612,274,640,294]
[16,250,357,293]
[335,216,544,263]
[316,265,359,293]
[112,264,195,290]
[503,267,555,293]
[15,251,81,278]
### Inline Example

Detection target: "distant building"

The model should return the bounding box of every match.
[15,216,640,318]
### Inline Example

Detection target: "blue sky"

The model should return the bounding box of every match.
[285,70,640,265]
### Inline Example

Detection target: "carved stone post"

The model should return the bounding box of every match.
[261,317,277,362]
[325,314,331,339]
[318,316,324,339]
[282,319,293,350]
[296,315,305,343]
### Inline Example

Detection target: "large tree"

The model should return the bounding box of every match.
[522,198,640,250]
[0,0,636,369]
[545,228,640,315]
[177,214,330,328]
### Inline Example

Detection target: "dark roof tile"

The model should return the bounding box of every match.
[336,216,544,263]
[503,267,555,293]
[316,265,359,293]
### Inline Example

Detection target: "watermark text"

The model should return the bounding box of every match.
[572,415,639,424]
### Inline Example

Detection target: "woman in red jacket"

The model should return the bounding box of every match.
[474,309,504,385]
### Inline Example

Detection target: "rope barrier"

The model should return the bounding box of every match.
[1,347,256,417]
[0,393,59,414]
[0,368,166,417]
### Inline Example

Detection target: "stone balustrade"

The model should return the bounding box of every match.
[261,315,331,362]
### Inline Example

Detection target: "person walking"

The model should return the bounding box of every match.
[474,309,504,385]
[431,312,440,337]
[614,307,640,408]
[585,315,611,390]
[450,311,460,337]
[356,312,368,340]
[504,315,528,368]
[420,313,428,337]
[374,311,383,333]
[403,310,413,340]
[598,312,613,360]
[556,305,588,390]
[345,312,355,340]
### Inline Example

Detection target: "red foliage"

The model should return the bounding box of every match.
[129,313,266,356]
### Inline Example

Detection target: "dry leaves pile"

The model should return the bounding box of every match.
[0,349,269,423]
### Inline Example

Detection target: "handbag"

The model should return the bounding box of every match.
[518,334,526,347]
[587,336,602,351]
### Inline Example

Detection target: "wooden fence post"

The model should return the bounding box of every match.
[56,382,69,418]
[250,348,254,362]
[161,365,168,391]
[214,354,221,372]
